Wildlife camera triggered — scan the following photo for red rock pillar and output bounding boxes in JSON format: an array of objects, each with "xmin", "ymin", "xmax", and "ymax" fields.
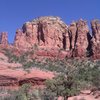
[
  {"xmin": 91, "ymin": 19, "xmax": 100, "ymax": 59},
  {"xmin": 0, "ymin": 32, "xmax": 8, "ymax": 46}
]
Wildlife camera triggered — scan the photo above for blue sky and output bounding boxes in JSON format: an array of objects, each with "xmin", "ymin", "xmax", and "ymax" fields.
[{"xmin": 0, "ymin": 0, "xmax": 100, "ymax": 43}]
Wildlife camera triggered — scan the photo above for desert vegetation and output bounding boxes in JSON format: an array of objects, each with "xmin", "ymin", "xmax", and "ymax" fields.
[
  {"xmin": 0, "ymin": 53, "xmax": 100, "ymax": 100},
  {"xmin": 1, "ymin": 48, "xmax": 100, "ymax": 99},
  {"xmin": 0, "ymin": 62, "xmax": 100, "ymax": 100}
]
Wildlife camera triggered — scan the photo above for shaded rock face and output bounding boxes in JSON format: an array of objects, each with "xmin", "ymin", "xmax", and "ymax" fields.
[
  {"xmin": 91, "ymin": 20, "xmax": 100, "ymax": 59},
  {"xmin": 68, "ymin": 19, "xmax": 89, "ymax": 57},
  {"xmin": 0, "ymin": 32, "xmax": 8, "ymax": 46},
  {"xmin": 68, "ymin": 22, "xmax": 77, "ymax": 50},
  {"xmin": 14, "ymin": 16, "xmax": 69, "ymax": 49},
  {"xmin": 75, "ymin": 20, "xmax": 89, "ymax": 57}
]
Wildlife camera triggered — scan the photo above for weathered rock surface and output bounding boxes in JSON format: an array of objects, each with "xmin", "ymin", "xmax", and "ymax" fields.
[
  {"xmin": 13, "ymin": 16, "xmax": 92, "ymax": 58},
  {"xmin": 0, "ymin": 16, "xmax": 100, "ymax": 59},
  {"xmin": 0, "ymin": 52, "xmax": 54, "ymax": 87},
  {"xmin": 91, "ymin": 19, "xmax": 100, "ymax": 59},
  {"xmin": 0, "ymin": 32, "xmax": 8, "ymax": 46},
  {"xmin": 0, "ymin": 59, "xmax": 54, "ymax": 87},
  {"xmin": 0, "ymin": 68, "xmax": 54, "ymax": 87},
  {"xmin": 14, "ymin": 29, "xmax": 28, "ymax": 49},
  {"xmin": 14, "ymin": 16, "xmax": 69, "ymax": 50},
  {"xmin": 68, "ymin": 22, "xmax": 77, "ymax": 50},
  {"xmin": 68, "ymin": 19, "xmax": 89, "ymax": 57},
  {"xmin": 73, "ymin": 19, "xmax": 89, "ymax": 57}
]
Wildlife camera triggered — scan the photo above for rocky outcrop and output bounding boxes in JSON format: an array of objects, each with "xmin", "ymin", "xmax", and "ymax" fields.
[
  {"xmin": 91, "ymin": 19, "xmax": 100, "ymax": 59},
  {"xmin": 14, "ymin": 29, "xmax": 28, "ymax": 49},
  {"xmin": 68, "ymin": 19, "xmax": 89, "ymax": 57},
  {"xmin": 14, "ymin": 17, "xmax": 91, "ymax": 58},
  {"xmin": 14, "ymin": 16, "xmax": 69, "ymax": 50},
  {"xmin": 0, "ymin": 32, "xmax": 8, "ymax": 46},
  {"xmin": 74, "ymin": 19, "xmax": 89, "ymax": 57},
  {"xmin": 0, "ymin": 57, "xmax": 54, "ymax": 87},
  {"xmin": 0, "ymin": 75, "xmax": 47, "ymax": 86},
  {"xmin": 68, "ymin": 22, "xmax": 77, "ymax": 50},
  {"xmin": 0, "ymin": 16, "xmax": 100, "ymax": 59},
  {"xmin": 13, "ymin": 17, "xmax": 100, "ymax": 59}
]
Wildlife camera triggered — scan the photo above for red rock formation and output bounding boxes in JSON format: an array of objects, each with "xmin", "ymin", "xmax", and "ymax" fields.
[
  {"xmin": 0, "ymin": 16, "xmax": 100, "ymax": 59},
  {"xmin": 70, "ymin": 19, "xmax": 89, "ymax": 57},
  {"xmin": 14, "ymin": 29, "xmax": 27, "ymax": 49},
  {"xmin": 91, "ymin": 19, "xmax": 100, "ymax": 59},
  {"xmin": 14, "ymin": 16, "xmax": 69, "ymax": 50},
  {"xmin": 68, "ymin": 22, "xmax": 77, "ymax": 50},
  {"xmin": 22, "ymin": 22, "xmax": 38, "ymax": 46},
  {"xmin": 0, "ymin": 32, "xmax": 8, "ymax": 46},
  {"xmin": 13, "ymin": 17, "xmax": 100, "ymax": 59},
  {"xmin": 0, "ymin": 55, "xmax": 54, "ymax": 87}
]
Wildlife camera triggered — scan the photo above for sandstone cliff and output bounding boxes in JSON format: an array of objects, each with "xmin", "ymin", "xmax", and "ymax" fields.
[
  {"xmin": 91, "ymin": 19, "xmax": 100, "ymax": 59},
  {"xmin": 68, "ymin": 19, "xmax": 89, "ymax": 57},
  {"xmin": 14, "ymin": 16, "xmax": 69, "ymax": 50},
  {"xmin": 0, "ymin": 32, "xmax": 8, "ymax": 46},
  {"xmin": 0, "ymin": 16, "xmax": 100, "ymax": 59}
]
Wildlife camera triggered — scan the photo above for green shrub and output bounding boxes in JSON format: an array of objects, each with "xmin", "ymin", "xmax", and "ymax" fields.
[
  {"xmin": 3, "ymin": 48, "xmax": 30, "ymax": 64},
  {"xmin": 45, "ymin": 74, "xmax": 80, "ymax": 100}
]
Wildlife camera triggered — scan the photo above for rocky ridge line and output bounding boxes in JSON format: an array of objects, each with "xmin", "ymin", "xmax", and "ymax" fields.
[{"xmin": 0, "ymin": 16, "xmax": 100, "ymax": 59}]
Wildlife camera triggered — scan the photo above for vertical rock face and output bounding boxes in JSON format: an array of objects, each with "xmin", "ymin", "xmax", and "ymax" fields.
[
  {"xmin": 0, "ymin": 32, "xmax": 8, "ymax": 46},
  {"xmin": 14, "ymin": 16, "xmax": 69, "ymax": 50},
  {"xmin": 14, "ymin": 17, "xmax": 92, "ymax": 58},
  {"xmin": 75, "ymin": 19, "xmax": 89, "ymax": 57},
  {"xmin": 1, "ymin": 16, "xmax": 99, "ymax": 59},
  {"xmin": 22, "ymin": 22, "xmax": 38, "ymax": 45},
  {"xmin": 14, "ymin": 29, "xmax": 27, "ymax": 48},
  {"xmin": 68, "ymin": 19, "xmax": 89, "ymax": 57},
  {"xmin": 68, "ymin": 22, "xmax": 77, "ymax": 49},
  {"xmin": 91, "ymin": 19, "xmax": 100, "ymax": 58}
]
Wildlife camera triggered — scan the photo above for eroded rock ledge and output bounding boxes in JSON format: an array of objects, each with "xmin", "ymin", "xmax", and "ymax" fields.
[{"xmin": 0, "ymin": 16, "xmax": 100, "ymax": 59}]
